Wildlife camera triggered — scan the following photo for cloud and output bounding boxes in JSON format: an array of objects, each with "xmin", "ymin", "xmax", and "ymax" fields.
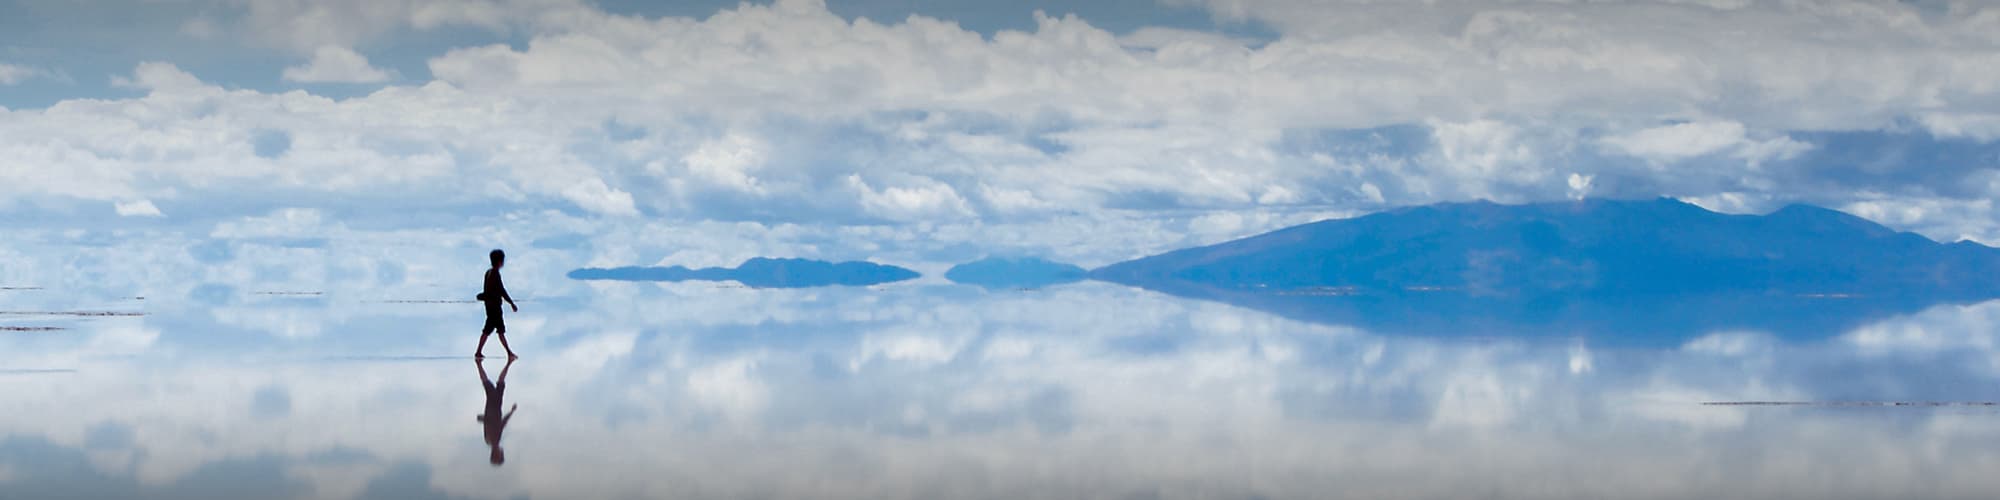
[
  {"xmin": 1600, "ymin": 122, "xmax": 1754, "ymax": 161},
  {"xmin": 110, "ymin": 62, "xmax": 207, "ymax": 91},
  {"xmin": 0, "ymin": 63, "xmax": 49, "ymax": 85},
  {"xmin": 211, "ymin": 208, "xmax": 332, "ymax": 239},
  {"xmin": 1159, "ymin": 0, "xmax": 2000, "ymax": 131},
  {"xmin": 1566, "ymin": 173, "xmax": 1594, "ymax": 200},
  {"xmin": 0, "ymin": 0, "xmax": 1998, "ymax": 250},
  {"xmin": 1598, "ymin": 121, "xmax": 1810, "ymax": 164},
  {"xmin": 1920, "ymin": 112, "xmax": 2000, "ymax": 142},
  {"xmin": 687, "ymin": 356, "xmax": 770, "ymax": 420},
  {"xmin": 114, "ymin": 200, "xmax": 165, "ymax": 217},
  {"xmin": 5, "ymin": 62, "xmax": 606, "ymax": 214},
  {"xmin": 280, "ymin": 46, "xmax": 395, "ymax": 83},
  {"xmin": 1840, "ymin": 196, "xmax": 2000, "ymax": 243},
  {"xmin": 846, "ymin": 174, "xmax": 975, "ymax": 222},
  {"xmin": 201, "ymin": 0, "xmax": 592, "ymax": 52},
  {"xmin": 561, "ymin": 178, "xmax": 639, "ymax": 216},
  {"xmin": 679, "ymin": 134, "xmax": 768, "ymax": 195}
]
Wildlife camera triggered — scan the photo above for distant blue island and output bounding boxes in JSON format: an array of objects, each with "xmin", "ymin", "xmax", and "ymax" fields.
[
  {"xmin": 569, "ymin": 257, "xmax": 919, "ymax": 288},
  {"xmin": 945, "ymin": 257, "xmax": 1087, "ymax": 290}
]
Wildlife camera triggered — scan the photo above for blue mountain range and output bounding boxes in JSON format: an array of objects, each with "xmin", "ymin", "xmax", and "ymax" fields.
[
  {"xmin": 568, "ymin": 257, "xmax": 919, "ymax": 288},
  {"xmin": 1087, "ymin": 198, "xmax": 2000, "ymax": 343},
  {"xmin": 1093, "ymin": 198, "xmax": 2000, "ymax": 297}
]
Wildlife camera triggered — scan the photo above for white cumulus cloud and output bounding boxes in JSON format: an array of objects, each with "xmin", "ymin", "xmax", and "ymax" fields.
[
  {"xmin": 113, "ymin": 200, "xmax": 164, "ymax": 217},
  {"xmin": 1598, "ymin": 121, "xmax": 1810, "ymax": 165},
  {"xmin": 680, "ymin": 134, "xmax": 768, "ymax": 194},
  {"xmin": 847, "ymin": 174, "xmax": 975, "ymax": 222},
  {"xmin": 281, "ymin": 46, "xmax": 394, "ymax": 83},
  {"xmin": 0, "ymin": 63, "xmax": 48, "ymax": 85},
  {"xmin": 561, "ymin": 178, "xmax": 639, "ymax": 217}
]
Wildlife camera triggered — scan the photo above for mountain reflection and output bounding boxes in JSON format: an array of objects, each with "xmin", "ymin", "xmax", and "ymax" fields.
[{"xmin": 1120, "ymin": 280, "xmax": 1974, "ymax": 346}]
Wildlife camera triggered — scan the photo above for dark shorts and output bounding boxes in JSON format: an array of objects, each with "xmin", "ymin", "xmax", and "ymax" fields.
[{"xmin": 482, "ymin": 314, "xmax": 506, "ymax": 334}]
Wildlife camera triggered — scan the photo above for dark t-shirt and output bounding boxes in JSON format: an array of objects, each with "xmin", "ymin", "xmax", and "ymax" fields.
[{"xmin": 483, "ymin": 269, "xmax": 506, "ymax": 317}]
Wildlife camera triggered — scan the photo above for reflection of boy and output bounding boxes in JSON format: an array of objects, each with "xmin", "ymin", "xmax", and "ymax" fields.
[
  {"xmin": 476, "ymin": 249, "xmax": 519, "ymax": 359},
  {"xmin": 476, "ymin": 359, "xmax": 517, "ymax": 466}
]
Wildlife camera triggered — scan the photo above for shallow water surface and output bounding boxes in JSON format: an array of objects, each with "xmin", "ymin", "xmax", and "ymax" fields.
[{"xmin": 3, "ymin": 282, "xmax": 1998, "ymax": 499}]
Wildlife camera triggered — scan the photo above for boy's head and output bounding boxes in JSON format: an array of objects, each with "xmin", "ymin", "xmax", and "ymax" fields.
[
  {"xmin": 490, "ymin": 446, "xmax": 505, "ymax": 466},
  {"xmin": 489, "ymin": 249, "xmax": 505, "ymax": 269}
]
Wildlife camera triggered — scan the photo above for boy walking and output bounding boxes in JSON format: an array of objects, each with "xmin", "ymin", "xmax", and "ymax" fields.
[{"xmin": 477, "ymin": 249, "xmax": 519, "ymax": 359}]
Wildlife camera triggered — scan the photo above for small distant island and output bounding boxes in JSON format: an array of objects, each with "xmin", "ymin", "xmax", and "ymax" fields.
[
  {"xmin": 569, "ymin": 257, "xmax": 919, "ymax": 288},
  {"xmin": 945, "ymin": 257, "xmax": 1087, "ymax": 290}
]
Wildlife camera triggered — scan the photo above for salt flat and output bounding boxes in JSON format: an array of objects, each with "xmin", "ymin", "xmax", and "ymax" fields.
[{"xmin": 3, "ymin": 282, "xmax": 1999, "ymax": 499}]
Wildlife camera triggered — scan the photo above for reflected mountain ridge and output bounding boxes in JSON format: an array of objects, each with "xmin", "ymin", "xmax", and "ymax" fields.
[
  {"xmin": 569, "ymin": 257, "xmax": 919, "ymax": 288},
  {"xmin": 944, "ymin": 257, "xmax": 1088, "ymax": 290},
  {"xmin": 1118, "ymin": 279, "xmax": 1973, "ymax": 346}
]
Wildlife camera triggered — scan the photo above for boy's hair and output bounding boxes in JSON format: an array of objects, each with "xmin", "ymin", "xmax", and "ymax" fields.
[{"xmin": 489, "ymin": 249, "xmax": 505, "ymax": 266}]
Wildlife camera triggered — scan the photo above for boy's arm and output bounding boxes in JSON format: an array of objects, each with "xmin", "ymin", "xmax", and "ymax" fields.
[{"xmin": 499, "ymin": 275, "xmax": 519, "ymax": 311}]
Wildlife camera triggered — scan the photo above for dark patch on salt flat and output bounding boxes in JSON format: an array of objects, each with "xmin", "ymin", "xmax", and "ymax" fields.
[
  {"xmin": 0, "ymin": 311, "xmax": 146, "ymax": 317},
  {"xmin": 318, "ymin": 355, "xmax": 466, "ymax": 362},
  {"xmin": 0, "ymin": 368, "xmax": 76, "ymax": 374},
  {"xmin": 0, "ymin": 326, "xmax": 68, "ymax": 332}
]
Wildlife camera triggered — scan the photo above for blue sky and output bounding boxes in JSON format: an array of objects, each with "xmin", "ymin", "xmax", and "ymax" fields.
[{"xmin": 3, "ymin": 0, "xmax": 2000, "ymax": 284}]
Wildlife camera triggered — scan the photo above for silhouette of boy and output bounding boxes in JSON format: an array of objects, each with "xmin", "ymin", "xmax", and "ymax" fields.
[
  {"xmin": 476, "ymin": 358, "xmax": 517, "ymax": 466},
  {"xmin": 476, "ymin": 249, "xmax": 519, "ymax": 360}
]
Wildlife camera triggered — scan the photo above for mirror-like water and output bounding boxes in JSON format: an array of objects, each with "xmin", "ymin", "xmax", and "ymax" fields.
[{"xmin": 4, "ymin": 282, "xmax": 1998, "ymax": 499}]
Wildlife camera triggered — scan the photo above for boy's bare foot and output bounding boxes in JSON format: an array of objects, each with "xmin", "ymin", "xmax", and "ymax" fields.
[
  {"xmin": 507, "ymin": 353, "xmax": 519, "ymax": 360},
  {"xmin": 475, "ymin": 353, "xmax": 485, "ymax": 360}
]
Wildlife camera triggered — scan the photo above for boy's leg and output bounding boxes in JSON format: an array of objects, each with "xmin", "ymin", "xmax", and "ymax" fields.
[
  {"xmin": 476, "ymin": 326, "xmax": 493, "ymax": 358},
  {"xmin": 496, "ymin": 326, "xmax": 517, "ymax": 358}
]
